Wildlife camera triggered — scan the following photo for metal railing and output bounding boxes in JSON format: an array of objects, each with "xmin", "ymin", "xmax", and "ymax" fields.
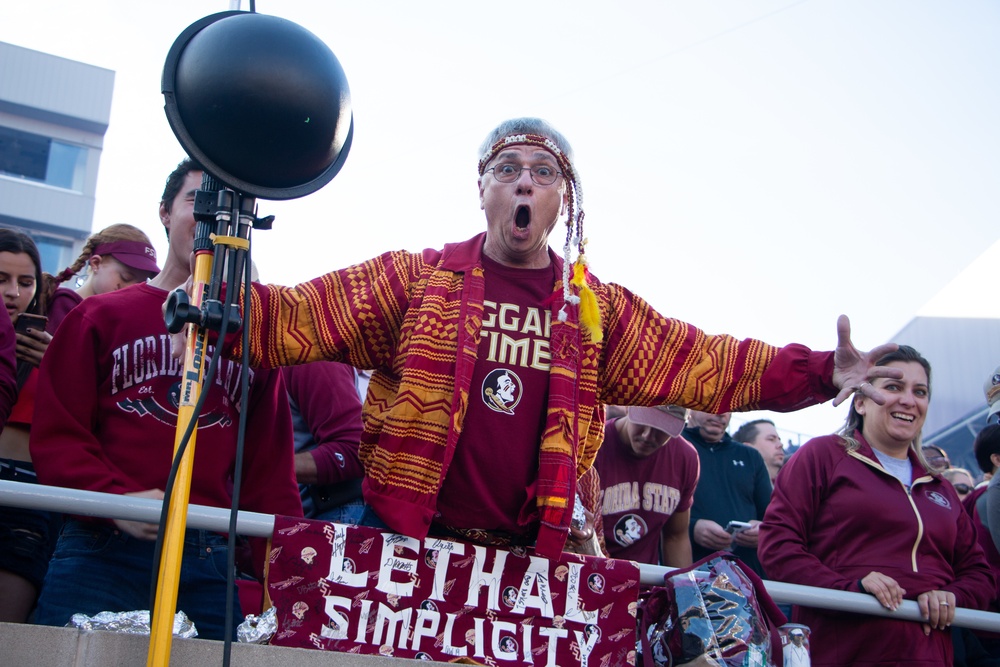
[{"xmin": 3, "ymin": 480, "xmax": 999, "ymax": 634}]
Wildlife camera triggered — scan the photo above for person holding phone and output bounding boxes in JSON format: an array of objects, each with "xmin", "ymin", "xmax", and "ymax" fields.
[
  {"xmin": 0, "ymin": 234, "xmax": 52, "ymax": 375},
  {"xmin": 0, "ymin": 228, "xmax": 55, "ymax": 622},
  {"xmin": 685, "ymin": 410, "xmax": 773, "ymax": 576}
]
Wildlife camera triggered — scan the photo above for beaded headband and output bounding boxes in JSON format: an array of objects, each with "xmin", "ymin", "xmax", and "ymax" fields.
[{"xmin": 478, "ymin": 134, "xmax": 601, "ymax": 341}]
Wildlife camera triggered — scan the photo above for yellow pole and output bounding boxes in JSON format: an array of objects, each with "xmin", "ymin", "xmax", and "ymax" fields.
[{"xmin": 147, "ymin": 247, "xmax": 215, "ymax": 667}]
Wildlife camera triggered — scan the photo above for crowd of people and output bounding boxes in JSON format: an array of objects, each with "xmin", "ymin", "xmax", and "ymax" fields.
[{"xmin": 1, "ymin": 117, "xmax": 998, "ymax": 666}]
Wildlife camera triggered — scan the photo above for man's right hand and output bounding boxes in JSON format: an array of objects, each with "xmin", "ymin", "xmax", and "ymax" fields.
[
  {"xmin": 112, "ymin": 489, "xmax": 165, "ymax": 541},
  {"xmin": 693, "ymin": 519, "xmax": 732, "ymax": 551}
]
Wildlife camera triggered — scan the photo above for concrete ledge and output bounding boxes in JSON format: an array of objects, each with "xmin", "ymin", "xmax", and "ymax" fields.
[
  {"xmin": 0, "ymin": 622, "xmax": 447, "ymax": 666},
  {"xmin": 0, "ymin": 623, "xmax": 79, "ymax": 667}
]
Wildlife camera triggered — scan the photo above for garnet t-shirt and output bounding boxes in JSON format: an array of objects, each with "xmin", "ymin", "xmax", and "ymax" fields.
[
  {"xmin": 435, "ymin": 255, "xmax": 556, "ymax": 534},
  {"xmin": 595, "ymin": 419, "xmax": 700, "ymax": 564}
]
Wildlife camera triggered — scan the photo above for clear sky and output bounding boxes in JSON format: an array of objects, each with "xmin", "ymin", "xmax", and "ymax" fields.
[{"xmin": 2, "ymin": 0, "xmax": 998, "ymax": 440}]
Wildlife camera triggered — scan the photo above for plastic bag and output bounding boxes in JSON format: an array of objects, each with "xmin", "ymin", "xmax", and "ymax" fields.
[{"xmin": 637, "ymin": 552, "xmax": 786, "ymax": 667}]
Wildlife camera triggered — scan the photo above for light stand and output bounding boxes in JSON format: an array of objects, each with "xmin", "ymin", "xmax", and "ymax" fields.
[
  {"xmin": 151, "ymin": 9, "xmax": 352, "ymax": 666},
  {"xmin": 149, "ymin": 176, "xmax": 253, "ymax": 666}
]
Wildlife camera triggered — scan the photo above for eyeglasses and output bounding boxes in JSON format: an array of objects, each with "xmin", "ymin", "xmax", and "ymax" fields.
[
  {"xmin": 485, "ymin": 162, "xmax": 562, "ymax": 186},
  {"xmin": 953, "ymin": 483, "xmax": 972, "ymax": 495}
]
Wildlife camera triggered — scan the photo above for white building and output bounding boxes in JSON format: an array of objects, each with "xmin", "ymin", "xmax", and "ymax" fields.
[{"xmin": 0, "ymin": 41, "xmax": 113, "ymax": 272}]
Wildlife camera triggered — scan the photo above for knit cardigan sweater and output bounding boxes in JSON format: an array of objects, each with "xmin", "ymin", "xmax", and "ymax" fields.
[{"xmin": 238, "ymin": 233, "xmax": 836, "ymax": 558}]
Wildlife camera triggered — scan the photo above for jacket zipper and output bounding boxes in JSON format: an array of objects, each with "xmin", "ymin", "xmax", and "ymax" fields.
[{"xmin": 848, "ymin": 451, "xmax": 933, "ymax": 572}]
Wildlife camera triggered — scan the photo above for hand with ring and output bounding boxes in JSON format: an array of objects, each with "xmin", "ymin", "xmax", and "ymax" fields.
[{"xmin": 917, "ymin": 589, "xmax": 956, "ymax": 634}]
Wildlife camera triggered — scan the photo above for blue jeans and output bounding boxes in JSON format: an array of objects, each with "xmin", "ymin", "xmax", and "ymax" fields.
[
  {"xmin": 356, "ymin": 504, "xmax": 390, "ymax": 530},
  {"xmin": 314, "ymin": 499, "xmax": 365, "ymax": 526},
  {"xmin": 0, "ymin": 459, "xmax": 56, "ymax": 590},
  {"xmin": 34, "ymin": 519, "xmax": 242, "ymax": 641}
]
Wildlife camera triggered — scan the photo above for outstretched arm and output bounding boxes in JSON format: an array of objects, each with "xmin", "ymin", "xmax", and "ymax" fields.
[{"xmin": 597, "ymin": 285, "xmax": 897, "ymax": 416}]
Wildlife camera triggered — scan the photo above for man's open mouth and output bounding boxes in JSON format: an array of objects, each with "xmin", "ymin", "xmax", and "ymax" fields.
[{"xmin": 515, "ymin": 205, "xmax": 530, "ymax": 229}]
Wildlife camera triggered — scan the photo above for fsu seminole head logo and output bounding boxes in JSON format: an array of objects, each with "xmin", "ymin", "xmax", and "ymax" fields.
[
  {"xmin": 613, "ymin": 514, "xmax": 647, "ymax": 547},
  {"xmin": 482, "ymin": 369, "xmax": 522, "ymax": 415},
  {"xmin": 925, "ymin": 490, "xmax": 951, "ymax": 509}
]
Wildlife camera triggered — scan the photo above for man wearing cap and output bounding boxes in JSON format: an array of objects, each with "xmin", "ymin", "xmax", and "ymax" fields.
[
  {"xmin": 29, "ymin": 159, "xmax": 302, "ymax": 639},
  {"xmin": 595, "ymin": 405, "xmax": 698, "ymax": 566},
  {"xmin": 784, "ymin": 627, "xmax": 810, "ymax": 667},
  {"xmin": 217, "ymin": 117, "xmax": 900, "ymax": 559}
]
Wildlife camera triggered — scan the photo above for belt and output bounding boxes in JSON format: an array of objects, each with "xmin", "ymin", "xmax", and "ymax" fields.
[{"xmin": 431, "ymin": 523, "xmax": 538, "ymax": 549}]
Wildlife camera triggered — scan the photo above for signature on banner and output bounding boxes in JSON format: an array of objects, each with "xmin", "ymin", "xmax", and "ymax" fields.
[{"xmin": 268, "ymin": 516, "xmax": 640, "ymax": 666}]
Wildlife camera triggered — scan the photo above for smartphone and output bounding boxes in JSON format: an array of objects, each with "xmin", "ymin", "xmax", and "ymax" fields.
[
  {"xmin": 725, "ymin": 521, "xmax": 752, "ymax": 535},
  {"xmin": 14, "ymin": 313, "xmax": 47, "ymax": 334}
]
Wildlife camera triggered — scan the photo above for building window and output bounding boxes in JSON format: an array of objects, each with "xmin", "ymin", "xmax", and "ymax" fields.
[
  {"xmin": 0, "ymin": 125, "xmax": 87, "ymax": 192},
  {"xmin": 31, "ymin": 234, "xmax": 75, "ymax": 276}
]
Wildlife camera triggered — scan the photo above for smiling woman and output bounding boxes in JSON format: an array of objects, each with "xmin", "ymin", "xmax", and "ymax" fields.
[
  {"xmin": 843, "ymin": 348, "xmax": 932, "ymax": 464},
  {"xmin": 759, "ymin": 345, "xmax": 995, "ymax": 667}
]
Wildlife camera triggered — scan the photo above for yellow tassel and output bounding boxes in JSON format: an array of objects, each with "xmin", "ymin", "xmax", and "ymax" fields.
[
  {"xmin": 570, "ymin": 260, "xmax": 586, "ymax": 288},
  {"xmin": 570, "ymin": 259, "xmax": 603, "ymax": 343}
]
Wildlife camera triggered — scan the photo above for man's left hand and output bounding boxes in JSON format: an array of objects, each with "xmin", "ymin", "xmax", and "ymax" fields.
[
  {"xmin": 831, "ymin": 314, "xmax": 902, "ymax": 407},
  {"xmin": 565, "ymin": 506, "xmax": 601, "ymax": 557}
]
